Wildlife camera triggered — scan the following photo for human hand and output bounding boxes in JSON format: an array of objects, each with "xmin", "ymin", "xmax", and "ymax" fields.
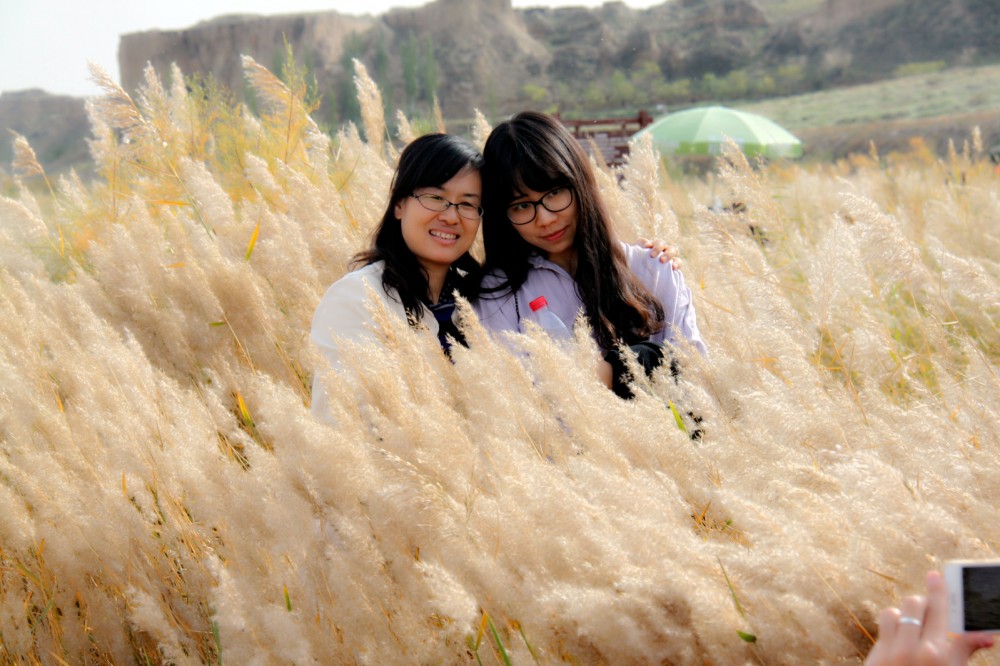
[
  {"xmin": 639, "ymin": 238, "xmax": 681, "ymax": 270},
  {"xmin": 864, "ymin": 571, "xmax": 994, "ymax": 666},
  {"xmin": 596, "ymin": 358, "xmax": 614, "ymax": 389}
]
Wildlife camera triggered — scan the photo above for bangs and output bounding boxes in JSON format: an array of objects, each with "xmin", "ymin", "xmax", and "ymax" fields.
[
  {"xmin": 392, "ymin": 134, "xmax": 483, "ymax": 199},
  {"xmin": 423, "ymin": 155, "xmax": 474, "ymax": 189},
  {"xmin": 505, "ymin": 141, "xmax": 573, "ymax": 199},
  {"xmin": 403, "ymin": 153, "xmax": 471, "ymax": 193},
  {"xmin": 482, "ymin": 112, "xmax": 579, "ymax": 210},
  {"xmin": 511, "ymin": 158, "xmax": 567, "ymax": 197}
]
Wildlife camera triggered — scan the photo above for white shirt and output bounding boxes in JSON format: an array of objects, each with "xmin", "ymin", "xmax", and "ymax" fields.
[{"xmin": 310, "ymin": 261, "xmax": 428, "ymax": 420}]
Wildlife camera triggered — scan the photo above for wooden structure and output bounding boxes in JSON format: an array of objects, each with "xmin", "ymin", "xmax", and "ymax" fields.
[{"xmin": 556, "ymin": 110, "xmax": 654, "ymax": 167}]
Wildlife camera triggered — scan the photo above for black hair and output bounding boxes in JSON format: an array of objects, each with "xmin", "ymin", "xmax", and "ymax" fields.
[
  {"xmin": 353, "ymin": 133, "xmax": 484, "ymax": 321},
  {"xmin": 480, "ymin": 111, "xmax": 663, "ymax": 349}
]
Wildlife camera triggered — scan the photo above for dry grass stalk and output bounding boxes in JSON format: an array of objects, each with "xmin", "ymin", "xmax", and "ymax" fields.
[
  {"xmin": 617, "ymin": 131, "xmax": 680, "ymax": 242},
  {"xmin": 86, "ymin": 61, "xmax": 151, "ymax": 142},
  {"xmin": 433, "ymin": 96, "xmax": 445, "ymax": 133},
  {"xmin": 353, "ymin": 58, "xmax": 386, "ymax": 158},
  {"xmin": 395, "ymin": 110, "xmax": 416, "ymax": 145},
  {"xmin": 11, "ymin": 133, "xmax": 45, "ymax": 179},
  {"xmin": 471, "ymin": 109, "xmax": 492, "ymax": 151}
]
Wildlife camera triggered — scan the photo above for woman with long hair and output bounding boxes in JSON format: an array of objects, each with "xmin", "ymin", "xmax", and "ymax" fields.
[
  {"xmin": 310, "ymin": 133, "xmax": 484, "ymax": 417},
  {"xmin": 476, "ymin": 110, "xmax": 706, "ymax": 397}
]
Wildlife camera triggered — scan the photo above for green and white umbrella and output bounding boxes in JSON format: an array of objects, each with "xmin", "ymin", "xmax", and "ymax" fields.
[{"xmin": 633, "ymin": 105, "xmax": 803, "ymax": 159}]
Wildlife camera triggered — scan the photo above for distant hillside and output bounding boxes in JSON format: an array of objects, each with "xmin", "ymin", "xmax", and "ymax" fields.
[
  {"xmin": 737, "ymin": 63, "xmax": 1000, "ymax": 159},
  {"xmin": 114, "ymin": 0, "xmax": 1000, "ymax": 124},
  {"xmin": 768, "ymin": 0, "xmax": 1000, "ymax": 85},
  {"xmin": 3, "ymin": 0, "xmax": 999, "ymax": 177},
  {"xmin": 0, "ymin": 90, "xmax": 91, "ymax": 179}
]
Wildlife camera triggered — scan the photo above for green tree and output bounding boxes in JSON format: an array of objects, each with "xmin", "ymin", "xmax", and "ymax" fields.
[
  {"xmin": 401, "ymin": 34, "xmax": 420, "ymax": 109},
  {"xmin": 661, "ymin": 77, "xmax": 692, "ymax": 104},
  {"xmin": 627, "ymin": 62, "xmax": 664, "ymax": 107},
  {"xmin": 422, "ymin": 35, "xmax": 438, "ymax": 101},
  {"xmin": 631, "ymin": 61, "xmax": 665, "ymax": 89},
  {"xmin": 721, "ymin": 68, "xmax": 749, "ymax": 99},
  {"xmin": 552, "ymin": 81, "xmax": 574, "ymax": 110},
  {"xmin": 523, "ymin": 82, "xmax": 549, "ymax": 103},
  {"xmin": 699, "ymin": 72, "xmax": 721, "ymax": 98},
  {"xmin": 776, "ymin": 63, "xmax": 805, "ymax": 89},
  {"xmin": 609, "ymin": 70, "xmax": 637, "ymax": 107},
  {"xmin": 753, "ymin": 73, "xmax": 776, "ymax": 97},
  {"xmin": 582, "ymin": 81, "xmax": 604, "ymax": 110},
  {"xmin": 374, "ymin": 33, "xmax": 392, "ymax": 114},
  {"xmin": 338, "ymin": 32, "xmax": 363, "ymax": 125}
]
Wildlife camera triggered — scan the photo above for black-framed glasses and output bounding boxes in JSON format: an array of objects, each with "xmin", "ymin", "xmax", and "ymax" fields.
[
  {"xmin": 506, "ymin": 187, "xmax": 574, "ymax": 225},
  {"xmin": 411, "ymin": 193, "xmax": 483, "ymax": 220}
]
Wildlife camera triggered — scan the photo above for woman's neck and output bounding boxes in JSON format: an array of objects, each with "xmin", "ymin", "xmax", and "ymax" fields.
[
  {"xmin": 547, "ymin": 249, "xmax": 577, "ymax": 276},
  {"xmin": 425, "ymin": 265, "xmax": 449, "ymax": 304}
]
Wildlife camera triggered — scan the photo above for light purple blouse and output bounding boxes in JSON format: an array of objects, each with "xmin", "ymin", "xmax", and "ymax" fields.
[{"xmin": 474, "ymin": 243, "xmax": 707, "ymax": 355}]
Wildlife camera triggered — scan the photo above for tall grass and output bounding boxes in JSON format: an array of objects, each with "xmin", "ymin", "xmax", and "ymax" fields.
[{"xmin": 1, "ymin": 57, "xmax": 998, "ymax": 664}]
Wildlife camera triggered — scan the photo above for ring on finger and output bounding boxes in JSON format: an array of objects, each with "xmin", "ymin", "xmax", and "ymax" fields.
[{"xmin": 898, "ymin": 616, "xmax": 922, "ymax": 627}]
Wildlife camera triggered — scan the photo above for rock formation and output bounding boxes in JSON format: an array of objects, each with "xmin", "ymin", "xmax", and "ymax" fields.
[
  {"xmin": 4, "ymin": 0, "xmax": 994, "ymax": 177},
  {"xmin": 118, "ymin": 11, "xmax": 375, "ymax": 100},
  {"xmin": 0, "ymin": 90, "xmax": 91, "ymax": 177},
  {"xmin": 117, "ymin": 0, "xmax": 771, "ymax": 119}
]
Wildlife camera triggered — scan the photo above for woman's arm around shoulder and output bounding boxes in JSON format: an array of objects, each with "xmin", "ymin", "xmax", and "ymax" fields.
[{"xmin": 622, "ymin": 242, "xmax": 707, "ymax": 355}]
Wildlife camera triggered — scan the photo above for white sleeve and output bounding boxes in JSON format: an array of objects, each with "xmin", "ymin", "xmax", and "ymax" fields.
[
  {"xmin": 309, "ymin": 271, "xmax": 391, "ymax": 421},
  {"xmin": 626, "ymin": 243, "xmax": 708, "ymax": 355}
]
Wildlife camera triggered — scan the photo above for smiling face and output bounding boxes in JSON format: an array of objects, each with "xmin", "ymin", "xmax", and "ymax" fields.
[
  {"xmin": 508, "ymin": 185, "xmax": 578, "ymax": 272},
  {"xmin": 394, "ymin": 165, "xmax": 482, "ymax": 278}
]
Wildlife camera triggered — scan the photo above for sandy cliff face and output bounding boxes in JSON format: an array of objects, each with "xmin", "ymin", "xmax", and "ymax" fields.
[
  {"xmin": 8, "ymin": 0, "xmax": 989, "ymax": 178},
  {"xmin": 0, "ymin": 90, "xmax": 91, "ymax": 176},
  {"xmin": 119, "ymin": 11, "xmax": 374, "ymax": 97},
  {"xmin": 119, "ymin": 0, "xmax": 546, "ymax": 119}
]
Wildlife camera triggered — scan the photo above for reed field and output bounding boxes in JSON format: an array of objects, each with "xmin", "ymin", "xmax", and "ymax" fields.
[{"xmin": 1, "ymin": 57, "xmax": 998, "ymax": 665}]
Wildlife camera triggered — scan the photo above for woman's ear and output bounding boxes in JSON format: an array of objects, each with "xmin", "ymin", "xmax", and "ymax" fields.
[{"xmin": 393, "ymin": 199, "xmax": 404, "ymax": 220}]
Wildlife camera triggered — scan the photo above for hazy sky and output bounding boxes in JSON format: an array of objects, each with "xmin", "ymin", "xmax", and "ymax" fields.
[{"xmin": 1, "ymin": 0, "xmax": 664, "ymax": 97}]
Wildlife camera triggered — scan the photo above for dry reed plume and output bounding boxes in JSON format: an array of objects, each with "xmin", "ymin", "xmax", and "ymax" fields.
[{"xmin": 1, "ymin": 59, "xmax": 998, "ymax": 665}]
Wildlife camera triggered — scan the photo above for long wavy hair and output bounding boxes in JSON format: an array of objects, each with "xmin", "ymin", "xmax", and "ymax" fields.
[
  {"xmin": 353, "ymin": 133, "xmax": 484, "ymax": 321},
  {"xmin": 480, "ymin": 111, "xmax": 663, "ymax": 348}
]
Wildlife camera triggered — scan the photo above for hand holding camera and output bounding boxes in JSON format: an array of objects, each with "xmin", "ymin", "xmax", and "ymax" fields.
[{"xmin": 865, "ymin": 567, "xmax": 996, "ymax": 666}]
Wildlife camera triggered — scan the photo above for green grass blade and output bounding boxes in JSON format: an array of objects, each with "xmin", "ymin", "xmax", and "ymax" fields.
[
  {"xmin": 486, "ymin": 614, "xmax": 512, "ymax": 666},
  {"xmin": 466, "ymin": 635, "xmax": 485, "ymax": 666},
  {"xmin": 212, "ymin": 620, "xmax": 223, "ymax": 666},
  {"xmin": 245, "ymin": 221, "xmax": 261, "ymax": 261},
  {"xmin": 668, "ymin": 400, "xmax": 688, "ymax": 433},
  {"xmin": 717, "ymin": 557, "xmax": 746, "ymax": 618},
  {"xmin": 516, "ymin": 622, "xmax": 540, "ymax": 664}
]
